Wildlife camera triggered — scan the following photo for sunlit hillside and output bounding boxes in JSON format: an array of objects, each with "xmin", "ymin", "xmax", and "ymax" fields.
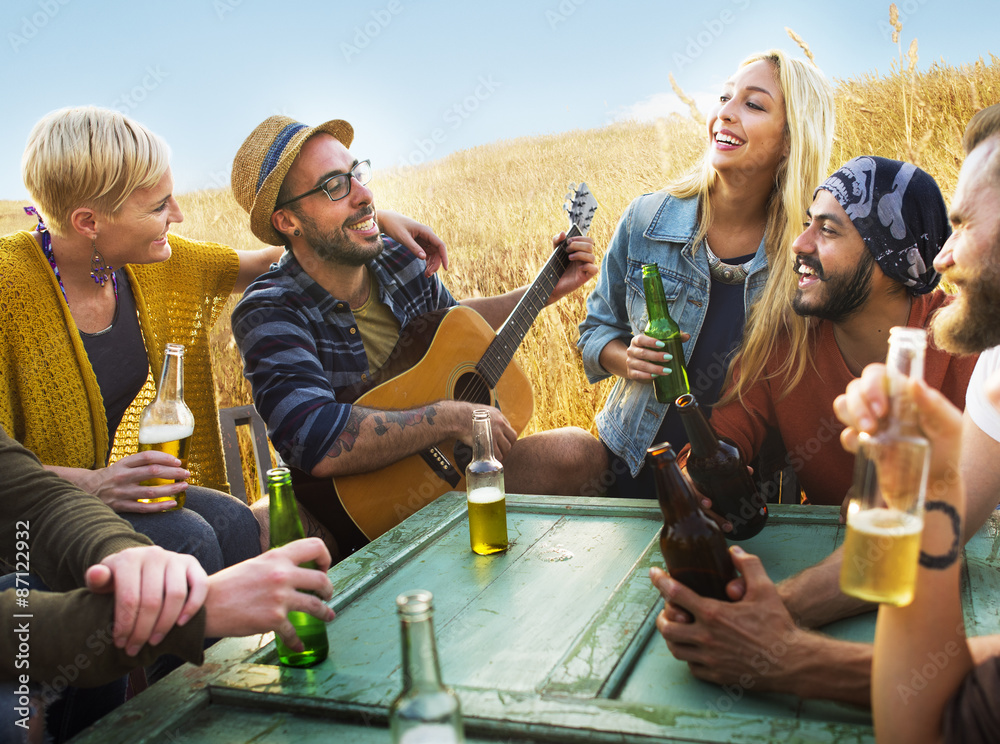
[{"xmin": 2, "ymin": 29, "xmax": 997, "ymax": 498}]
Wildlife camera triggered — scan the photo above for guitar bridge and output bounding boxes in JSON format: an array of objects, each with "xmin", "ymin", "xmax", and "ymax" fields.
[{"xmin": 419, "ymin": 447, "xmax": 461, "ymax": 488}]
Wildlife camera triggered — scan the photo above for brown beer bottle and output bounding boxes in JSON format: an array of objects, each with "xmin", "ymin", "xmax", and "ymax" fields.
[
  {"xmin": 648, "ymin": 441, "xmax": 736, "ymax": 601},
  {"xmin": 675, "ymin": 393, "xmax": 768, "ymax": 541}
]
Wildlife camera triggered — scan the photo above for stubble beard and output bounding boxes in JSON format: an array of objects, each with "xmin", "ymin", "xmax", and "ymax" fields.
[
  {"xmin": 791, "ymin": 250, "xmax": 876, "ymax": 323},
  {"xmin": 297, "ymin": 208, "xmax": 384, "ymax": 267}
]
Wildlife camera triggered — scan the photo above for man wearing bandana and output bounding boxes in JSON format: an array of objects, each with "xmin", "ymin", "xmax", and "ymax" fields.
[
  {"xmin": 649, "ymin": 155, "xmax": 980, "ymax": 707},
  {"xmin": 698, "ymin": 155, "xmax": 973, "ymax": 510}
]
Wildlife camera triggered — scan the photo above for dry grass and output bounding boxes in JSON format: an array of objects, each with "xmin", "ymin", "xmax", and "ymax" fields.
[{"xmin": 2, "ymin": 17, "xmax": 996, "ymax": 495}]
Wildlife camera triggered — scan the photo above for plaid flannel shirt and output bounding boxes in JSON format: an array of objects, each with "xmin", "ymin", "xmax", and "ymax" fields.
[{"xmin": 231, "ymin": 239, "xmax": 457, "ymax": 472}]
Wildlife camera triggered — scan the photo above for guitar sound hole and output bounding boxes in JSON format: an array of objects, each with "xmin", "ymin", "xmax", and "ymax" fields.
[{"xmin": 454, "ymin": 371, "xmax": 492, "ymax": 406}]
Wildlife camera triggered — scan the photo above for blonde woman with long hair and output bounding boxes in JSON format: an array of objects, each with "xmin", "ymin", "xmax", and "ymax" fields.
[{"xmin": 577, "ymin": 50, "xmax": 835, "ymax": 498}]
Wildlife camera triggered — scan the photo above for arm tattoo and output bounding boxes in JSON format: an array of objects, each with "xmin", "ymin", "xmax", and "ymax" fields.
[
  {"xmin": 919, "ymin": 500, "xmax": 962, "ymax": 570},
  {"xmin": 323, "ymin": 405, "xmax": 439, "ymax": 460}
]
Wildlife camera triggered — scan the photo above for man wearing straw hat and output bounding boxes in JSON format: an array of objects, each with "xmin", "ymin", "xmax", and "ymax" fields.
[{"xmin": 229, "ymin": 115, "xmax": 602, "ymax": 554}]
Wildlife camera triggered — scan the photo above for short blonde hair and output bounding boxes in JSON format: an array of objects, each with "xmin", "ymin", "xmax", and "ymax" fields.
[{"xmin": 22, "ymin": 106, "xmax": 170, "ymax": 235}]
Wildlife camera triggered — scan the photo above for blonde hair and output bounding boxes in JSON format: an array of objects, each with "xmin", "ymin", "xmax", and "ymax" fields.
[
  {"xmin": 697, "ymin": 50, "xmax": 836, "ymax": 405},
  {"xmin": 22, "ymin": 106, "xmax": 170, "ymax": 235}
]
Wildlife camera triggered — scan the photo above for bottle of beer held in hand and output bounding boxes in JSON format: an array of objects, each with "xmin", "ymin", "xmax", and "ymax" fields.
[
  {"xmin": 648, "ymin": 441, "xmax": 736, "ymax": 602},
  {"xmin": 466, "ymin": 409, "xmax": 509, "ymax": 555},
  {"xmin": 267, "ymin": 467, "xmax": 330, "ymax": 667},
  {"xmin": 676, "ymin": 393, "xmax": 768, "ymax": 540},
  {"xmin": 840, "ymin": 327, "xmax": 930, "ymax": 607},
  {"xmin": 137, "ymin": 343, "xmax": 194, "ymax": 509},
  {"xmin": 642, "ymin": 263, "xmax": 690, "ymax": 404}
]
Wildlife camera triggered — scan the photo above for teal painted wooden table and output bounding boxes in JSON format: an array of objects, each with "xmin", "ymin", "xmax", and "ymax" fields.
[{"xmin": 73, "ymin": 495, "xmax": 1000, "ymax": 743}]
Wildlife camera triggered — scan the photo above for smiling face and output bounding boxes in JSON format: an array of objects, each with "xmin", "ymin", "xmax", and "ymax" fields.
[
  {"xmin": 791, "ymin": 189, "xmax": 877, "ymax": 322},
  {"xmin": 706, "ymin": 59, "xmax": 789, "ymax": 184},
  {"xmin": 275, "ymin": 133, "xmax": 383, "ymax": 267},
  {"xmin": 930, "ymin": 138, "xmax": 1000, "ymax": 353},
  {"xmin": 97, "ymin": 168, "xmax": 183, "ymax": 265}
]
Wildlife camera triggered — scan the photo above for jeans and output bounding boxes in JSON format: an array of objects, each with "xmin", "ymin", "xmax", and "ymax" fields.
[{"xmin": 121, "ymin": 485, "xmax": 261, "ymax": 575}]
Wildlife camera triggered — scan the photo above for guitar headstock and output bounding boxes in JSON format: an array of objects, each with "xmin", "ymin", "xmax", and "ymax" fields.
[{"xmin": 564, "ymin": 183, "xmax": 598, "ymax": 236}]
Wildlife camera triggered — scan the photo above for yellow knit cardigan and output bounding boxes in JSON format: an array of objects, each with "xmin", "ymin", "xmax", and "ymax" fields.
[{"xmin": 0, "ymin": 231, "xmax": 239, "ymax": 492}]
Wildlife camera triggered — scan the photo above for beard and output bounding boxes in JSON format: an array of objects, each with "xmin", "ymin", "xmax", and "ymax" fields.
[
  {"xmin": 931, "ymin": 262, "xmax": 1000, "ymax": 354},
  {"xmin": 295, "ymin": 207, "xmax": 384, "ymax": 267},
  {"xmin": 792, "ymin": 250, "xmax": 876, "ymax": 322}
]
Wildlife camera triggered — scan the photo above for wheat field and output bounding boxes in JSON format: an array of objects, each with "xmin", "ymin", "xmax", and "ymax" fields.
[{"xmin": 1, "ymin": 23, "xmax": 997, "ymax": 498}]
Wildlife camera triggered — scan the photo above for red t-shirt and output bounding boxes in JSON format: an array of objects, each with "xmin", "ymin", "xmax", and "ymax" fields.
[{"xmin": 709, "ymin": 292, "xmax": 977, "ymax": 506}]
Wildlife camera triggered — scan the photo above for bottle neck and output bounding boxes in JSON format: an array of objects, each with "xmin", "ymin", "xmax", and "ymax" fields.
[
  {"xmin": 471, "ymin": 415, "xmax": 496, "ymax": 463},
  {"xmin": 268, "ymin": 476, "xmax": 306, "ymax": 548},
  {"xmin": 649, "ymin": 451, "xmax": 700, "ymax": 521},
  {"xmin": 676, "ymin": 399, "xmax": 718, "ymax": 458},
  {"xmin": 400, "ymin": 614, "xmax": 445, "ymax": 690},
  {"xmin": 642, "ymin": 273, "xmax": 672, "ymax": 321},
  {"xmin": 156, "ymin": 349, "xmax": 185, "ymax": 402},
  {"xmin": 884, "ymin": 336, "xmax": 926, "ymax": 431}
]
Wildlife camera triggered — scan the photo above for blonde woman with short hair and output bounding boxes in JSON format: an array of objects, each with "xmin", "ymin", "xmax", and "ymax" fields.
[{"xmin": 1, "ymin": 106, "xmax": 446, "ymax": 572}]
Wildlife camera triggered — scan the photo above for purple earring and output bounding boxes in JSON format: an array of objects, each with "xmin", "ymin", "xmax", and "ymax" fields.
[{"xmin": 90, "ymin": 239, "xmax": 113, "ymax": 286}]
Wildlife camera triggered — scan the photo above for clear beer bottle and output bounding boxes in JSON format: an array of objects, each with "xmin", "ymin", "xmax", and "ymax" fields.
[
  {"xmin": 840, "ymin": 327, "xmax": 930, "ymax": 606},
  {"xmin": 267, "ymin": 467, "xmax": 330, "ymax": 667},
  {"xmin": 465, "ymin": 409, "xmax": 508, "ymax": 555},
  {"xmin": 642, "ymin": 263, "xmax": 690, "ymax": 404},
  {"xmin": 390, "ymin": 590, "xmax": 465, "ymax": 744},
  {"xmin": 675, "ymin": 393, "xmax": 768, "ymax": 540},
  {"xmin": 648, "ymin": 441, "xmax": 736, "ymax": 602},
  {"xmin": 137, "ymin": 343, "xmax": 195, "ymax": 508}
]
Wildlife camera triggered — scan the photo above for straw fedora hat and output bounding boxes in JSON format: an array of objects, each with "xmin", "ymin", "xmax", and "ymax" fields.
[{"xmin": 232, "ymin": 115, "xmax": 354, "ymax": 245}]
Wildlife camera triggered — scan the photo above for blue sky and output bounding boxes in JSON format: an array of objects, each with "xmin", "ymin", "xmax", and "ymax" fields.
[{"xmin": 1, "ymin": 0, "xmax": 997, "ymax": 200}]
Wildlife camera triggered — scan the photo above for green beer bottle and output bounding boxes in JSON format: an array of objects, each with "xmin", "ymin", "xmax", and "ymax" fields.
[
  {"xmin": 267, "ymin": 467, "xmax": 330, "ymax": 668},
  {"xmin": 641, "ymin": 263, "xmax": 690, "ymax": 404}
]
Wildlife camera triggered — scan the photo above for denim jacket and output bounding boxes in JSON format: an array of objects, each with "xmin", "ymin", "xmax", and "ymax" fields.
[{"xmin": 578, "ymin": 192, "xmax": 769, "ymax": 476}]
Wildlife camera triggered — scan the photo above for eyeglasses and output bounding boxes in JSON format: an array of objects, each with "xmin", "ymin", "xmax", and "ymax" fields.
[{"xmin": 276, "ymin": 159, "xmax": 373, "ymax": 208}]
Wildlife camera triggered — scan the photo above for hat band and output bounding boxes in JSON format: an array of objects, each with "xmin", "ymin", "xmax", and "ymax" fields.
[{"xmin": 257, "ymin": 122, "xmax": 308, "ymax": 193}]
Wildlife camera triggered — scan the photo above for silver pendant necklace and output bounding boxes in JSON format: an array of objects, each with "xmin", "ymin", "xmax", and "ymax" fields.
[{"xmin": 704, "ymin": 239, "xmax": 750, "ymax": 285}]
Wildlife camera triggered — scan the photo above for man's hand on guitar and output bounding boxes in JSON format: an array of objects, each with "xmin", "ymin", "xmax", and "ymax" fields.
[
  {"xmin": 456, "ymin": 402, "xmax": 517, "ymax": 460},
  {"xmin": 547, "ymin": 232, "xmax": 598, "ymax": 305}
]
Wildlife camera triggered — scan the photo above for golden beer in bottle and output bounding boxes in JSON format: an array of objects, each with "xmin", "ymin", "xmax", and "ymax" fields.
[
  {"xmin": 267, "ymin": 467, "xmax": 330, "ymax": 668},
  {"xmin": 137, "ymin": 343, "xmax": 195, "ymax": 509},
  {"xmin": 466, "ymin": 409, "xmax": 508, "ymax": 555},
  {"xmin": 840, "ymin": 327, "xmax": 929, "ymax": 607}
]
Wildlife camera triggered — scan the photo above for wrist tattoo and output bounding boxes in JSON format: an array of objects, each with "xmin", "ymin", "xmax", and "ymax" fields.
[{"xmin": 919, "ymin": 500, "xmax": 962, "ymax": 570}]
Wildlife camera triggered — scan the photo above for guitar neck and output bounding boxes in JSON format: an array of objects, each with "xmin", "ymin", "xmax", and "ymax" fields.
[{"xmin": 476, "ymin": 223, "xmax": 582, "ymax": 388}]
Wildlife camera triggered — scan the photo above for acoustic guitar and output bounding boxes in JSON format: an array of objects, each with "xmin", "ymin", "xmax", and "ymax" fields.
[{"xmin": 295, "ymin": 184, "xmax": 598, "ymax": 544}]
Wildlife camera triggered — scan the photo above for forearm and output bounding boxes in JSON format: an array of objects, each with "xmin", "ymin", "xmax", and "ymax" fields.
[
  {"xmin": 778, "ymin": 633, "xmax": 873, "ymax": 706},
  {"xmin": 598, "ymin": 338, "xmax": 629, "ymax": 379},
  {"xmin": 0, "ymin": 588, "xmax": 205, "ymax": 686},
  {"xmin": 233, "ymin": 246, "xmax": 284, "ymax": 293},
  {"xmin": 310, "ymin": 401, "xmax": 471, "ymax": 478},
  {"xmin": 460, "ymin": 291, "xmax": 525, "ymax": 332},
  {"xmin": 3, "ymin": 435, "xmax": 150, "ymax": 590},
  {"xmin": 778, "ymin": 546, "xmax": 874, "ymax": 628},
  {"xmin": 872, "ymin": 495, "xmax": 973, "ymax": 742},
  {"xmin": 43, "ymin": 464, "xmax": 99, "ymax": 493}
]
